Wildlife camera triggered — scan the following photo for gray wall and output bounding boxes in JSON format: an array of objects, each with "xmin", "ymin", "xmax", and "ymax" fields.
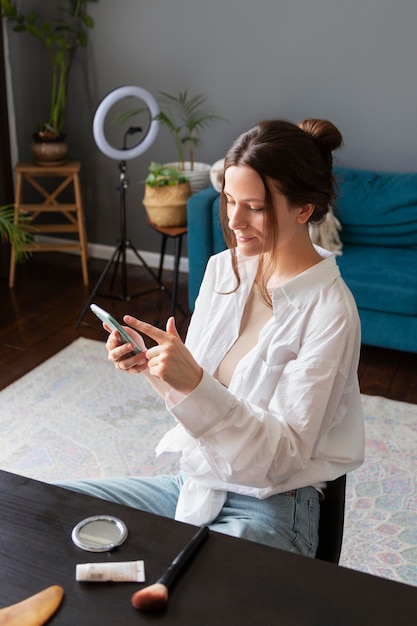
[{"xmin": 6, "ymin": 0, "xmax": 417, "ymax": 254}]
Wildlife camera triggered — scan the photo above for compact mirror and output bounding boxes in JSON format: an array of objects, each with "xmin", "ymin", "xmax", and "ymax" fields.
[{"xmin": 71, "ymin": 515, "xmax": 128, "ymax": 552}]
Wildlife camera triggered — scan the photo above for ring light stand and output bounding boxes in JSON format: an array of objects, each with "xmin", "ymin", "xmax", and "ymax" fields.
[{"xmin": 76, "ymin": 86, "xmax": 162, "ymax": 328}]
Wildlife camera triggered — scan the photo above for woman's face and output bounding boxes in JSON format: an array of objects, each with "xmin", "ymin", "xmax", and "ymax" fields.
[{"xmin": 224, "ymin": 165, "xmax": 300, "ymax": 257}]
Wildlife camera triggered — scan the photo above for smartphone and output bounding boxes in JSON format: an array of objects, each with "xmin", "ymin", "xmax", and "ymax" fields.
[{"xmin": 90, "ymin": 304, "xmax": 143, "ymax": 355}]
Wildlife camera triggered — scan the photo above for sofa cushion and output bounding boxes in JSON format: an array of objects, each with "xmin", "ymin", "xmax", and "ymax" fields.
[
  {"xmin": 334, "ymin": 167, "xmax": 417, "ymax": 247},
  {"xmin": 187, "ymin": 187, "xmax": 226, "ymax": 310},
  {"xmin": 337, "ymin": 245, "xmax": 417, "ymax": 316}
]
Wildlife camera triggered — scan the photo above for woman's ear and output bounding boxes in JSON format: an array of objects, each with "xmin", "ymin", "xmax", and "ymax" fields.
[{"xmin": 297, "ymin": 203, "xmax": 315, "ymax": 224}]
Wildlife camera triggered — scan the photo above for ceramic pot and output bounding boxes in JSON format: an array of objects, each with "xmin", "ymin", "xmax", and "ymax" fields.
[{"xmin": 31, "ymin": 134, "xmax": 68, "ymax": 166}]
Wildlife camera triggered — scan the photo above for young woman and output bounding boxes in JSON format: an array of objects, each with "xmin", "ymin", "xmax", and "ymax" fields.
[{"xmin": 61, "ymin": 119, "xmax": 364, "ymax": 557}]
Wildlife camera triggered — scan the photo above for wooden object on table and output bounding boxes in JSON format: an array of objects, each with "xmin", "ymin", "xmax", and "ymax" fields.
[
  {"xmin": 9, "ymin": 161, "xmax": 89, "ymax": 287},
  {"xmin": 0, "ymin": 585, "xmax": 64, "ymax": 626}
]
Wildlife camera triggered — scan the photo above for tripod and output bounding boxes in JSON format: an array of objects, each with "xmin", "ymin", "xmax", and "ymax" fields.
[{"xmin": 75, "ymin": 131, "xmax": 164, "ymax": 328}]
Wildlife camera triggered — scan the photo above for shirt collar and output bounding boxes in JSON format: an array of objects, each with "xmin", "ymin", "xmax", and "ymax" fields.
[
  {"xmin": 271, "ymin": 249, "xmax": 340, "ymax": 311},
  {"xmin": 234, "ymin": 246, "xmax": 340, "ymax": 311}
]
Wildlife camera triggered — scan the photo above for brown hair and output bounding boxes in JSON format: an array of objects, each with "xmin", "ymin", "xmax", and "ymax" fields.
[{"xmin": 219, "ymin": 118, "xmax": 343, "ymax": 302}]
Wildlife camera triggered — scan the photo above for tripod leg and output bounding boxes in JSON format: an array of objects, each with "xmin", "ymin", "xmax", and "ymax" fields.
[
  {"xmin": 109, "ymin": 245, "xmax": 123, "ymax": 294},
  {"xmin": 75, "ymin": 243, "xmax": 124, "ymax": 328},
  {"xmin": 170, "ymin": 234, "xmax": 183, "ymax": 317},
  {"xmin": 126, "ymin": 240, "xmax": 164, "ymax": 288},
  {"xmin": 121, "ymin": 237, "xmax": 128, "ymax": 299},
  {"xmin": 158, "ymin": 234, "xmax": 168, "ymax": 284}
]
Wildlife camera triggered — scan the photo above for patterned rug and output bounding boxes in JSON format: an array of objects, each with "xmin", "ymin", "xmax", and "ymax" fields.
[{"xmin": 1, "ymin": 338, "xmax": 416, "ymax": 587}]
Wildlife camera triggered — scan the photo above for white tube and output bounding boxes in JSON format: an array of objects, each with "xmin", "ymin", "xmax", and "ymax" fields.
[{"xmin": 76, "ymin": 560, "xmax": 145, "ymax": 583}]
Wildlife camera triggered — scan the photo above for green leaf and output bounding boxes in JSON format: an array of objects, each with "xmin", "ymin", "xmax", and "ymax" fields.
[
  {"xmin": 82, "ymin": 13, "xmax": 94, "ymax": 28},
  {"xmin": 0, "ymin": 204, "xmax": 33, "ymax": 262},
  {"xmin": 27, "ymin": 11, "xmax": 36, "ymax": 25},
  {"xmin": 144, "ymin": 162, "xmax": 188, "ymax": 187}
]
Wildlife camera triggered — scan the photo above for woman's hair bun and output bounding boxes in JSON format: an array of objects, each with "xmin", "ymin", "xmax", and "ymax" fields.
[{"xmin": 298, "ymin": 118, "xmax": 343, "ymax": 154}]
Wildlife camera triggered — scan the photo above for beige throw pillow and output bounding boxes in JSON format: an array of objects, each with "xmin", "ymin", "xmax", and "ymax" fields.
[{"xmin": 309, "ymin": 210, "xmax": 343, "ymax": 255}]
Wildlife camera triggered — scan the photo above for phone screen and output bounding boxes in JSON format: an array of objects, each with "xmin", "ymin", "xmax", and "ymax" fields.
[{"xmin": 90, "ymin": 304, "xmax": 142, "ymax": 354}]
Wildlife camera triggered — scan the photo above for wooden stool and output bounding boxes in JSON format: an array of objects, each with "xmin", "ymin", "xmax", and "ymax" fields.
[{"xmin": 9, "ymin": 161, "xmax": 89, "ymax": 287}]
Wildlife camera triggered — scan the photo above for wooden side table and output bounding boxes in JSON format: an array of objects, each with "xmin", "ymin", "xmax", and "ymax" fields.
[
  {"xmin": 9, "ymin": 161, "xmax": 89, "ymax": 287},
  {"xmin": 148, "ymin": 221, "xmax": 188, "ymax": 317}
]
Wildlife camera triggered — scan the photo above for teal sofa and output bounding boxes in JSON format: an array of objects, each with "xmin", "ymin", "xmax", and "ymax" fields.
[{"xmin": 186, "ymin": 166, "xmax": 417, "ymax": 354}]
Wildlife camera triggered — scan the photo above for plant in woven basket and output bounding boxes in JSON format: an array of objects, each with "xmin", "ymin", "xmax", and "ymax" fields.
[
  {"xmin": 142, "ymin": 162, "xmax": 191, "ymax": 228},
  {"xmin": 144, "ymin": 162, "xmax": 189, "ymax": 187}
]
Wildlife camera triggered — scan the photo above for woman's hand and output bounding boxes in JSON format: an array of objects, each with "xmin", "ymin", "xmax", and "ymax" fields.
[
  {"xmin": 105, "ymin": 323, "xmax": 149, "ymax": 374},
  {"xmin": 123, "ymin": 315, "xmax": 203, "ymax": 395}
]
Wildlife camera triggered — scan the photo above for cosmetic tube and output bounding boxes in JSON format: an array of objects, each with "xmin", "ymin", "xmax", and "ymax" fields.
[{"xmin": 76, "ymin": 560, "xmax": 145, "ymax": 582}]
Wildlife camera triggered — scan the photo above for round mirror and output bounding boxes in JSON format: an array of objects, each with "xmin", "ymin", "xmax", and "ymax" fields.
[{"xmin": 71, "ymin": 515, "xmax": 128, "ymax": 552}]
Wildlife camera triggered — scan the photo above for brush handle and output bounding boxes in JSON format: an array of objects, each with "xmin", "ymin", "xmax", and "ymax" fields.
[{"xmin": 157, "ymin": 525, "xmax": 209, "ymax": 590}]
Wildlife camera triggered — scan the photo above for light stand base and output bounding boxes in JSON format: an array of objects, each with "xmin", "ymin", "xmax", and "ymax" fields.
[{"xmin": 75, "ymin": 237, "xmax": 164, "ymax": 329}]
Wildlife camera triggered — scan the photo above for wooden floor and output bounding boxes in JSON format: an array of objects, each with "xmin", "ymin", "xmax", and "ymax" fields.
[{"xmin": 1, "ymin": 250, "xmax": 417, "ymax": 403}]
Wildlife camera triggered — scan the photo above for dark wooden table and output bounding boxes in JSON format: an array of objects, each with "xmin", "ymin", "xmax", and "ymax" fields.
[{"xmin": 0, "ymin": 470, "xmax": 416, "ymax": 625}]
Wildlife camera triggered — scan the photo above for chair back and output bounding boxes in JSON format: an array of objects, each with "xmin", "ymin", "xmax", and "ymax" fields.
[{"xmin": 316, "ymin": 474, "xmax": 346, "ymax": 564}]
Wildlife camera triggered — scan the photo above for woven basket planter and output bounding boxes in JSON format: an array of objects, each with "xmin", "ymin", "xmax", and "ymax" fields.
[{"xmin": 143, "ymin": 182, "xmax": 192, "ymax": 227}]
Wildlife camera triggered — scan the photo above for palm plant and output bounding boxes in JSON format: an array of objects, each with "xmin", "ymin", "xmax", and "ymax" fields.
[
  {"xmin": 0, "ymin": 205, "xmax": 33, "ymax": 261},
  {"xmin": 155, "ymin": 91, "xmax": 226, "ymax": 170},
  {"xmin": 115, "ymin": 90, "xmax": 226, "ymax": 170},
  {"xmin": 1, "ymin": 0, "xmax": 97, "ymax": 138}
]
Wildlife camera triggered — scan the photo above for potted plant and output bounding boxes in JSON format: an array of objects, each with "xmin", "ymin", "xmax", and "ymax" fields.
[
  {"xmin": 142, "ymin": 162, "xmax": 191, "ymax": 228},
  {"xmin": 0, "ymin": 204, "xmax": 33, "ymax": 262},
  {"xmin": 116, "ymin": 90, "xmax": 227, "ymax": 192},
  {"xmin": 1, "ymin": 0, "xmax": 97, "ymax": 165}
]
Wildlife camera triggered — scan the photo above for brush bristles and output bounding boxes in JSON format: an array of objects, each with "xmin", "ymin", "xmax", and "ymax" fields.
[{"xmin": 131, "ymin": 583, "xmax": 169, "ymax": 611}]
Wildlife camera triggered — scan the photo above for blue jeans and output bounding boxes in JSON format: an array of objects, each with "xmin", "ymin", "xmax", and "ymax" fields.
[{"xmin": 58, "ymin": 473, "xmax": 320, "ymax": 557}]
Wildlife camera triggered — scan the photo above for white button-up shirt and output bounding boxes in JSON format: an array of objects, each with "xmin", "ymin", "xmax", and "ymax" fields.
[{"xmin": 157, "ymin": 247, "xmax": 364, "ymax": 526}]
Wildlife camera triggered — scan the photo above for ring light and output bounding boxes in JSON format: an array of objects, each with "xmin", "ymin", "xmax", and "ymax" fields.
[{"xmin": 93, "ymin": 86, "xmax": 159, "ymax": 160}]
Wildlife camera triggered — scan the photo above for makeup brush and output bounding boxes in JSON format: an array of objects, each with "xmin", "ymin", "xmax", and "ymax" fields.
[{"xmin": 131, "ymin": 525, "xmax": 209, "ymax": 611}]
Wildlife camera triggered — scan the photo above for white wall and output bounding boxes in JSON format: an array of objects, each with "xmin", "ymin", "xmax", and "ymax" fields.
[{"xmin": 6, "ymin": 0, "xmax": 417, "ymax": 253}]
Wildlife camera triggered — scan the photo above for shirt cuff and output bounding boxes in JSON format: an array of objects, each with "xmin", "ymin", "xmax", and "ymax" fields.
[{"xmin": 165, "ymin": 370, "xmax": 235, "ymax": 438}]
